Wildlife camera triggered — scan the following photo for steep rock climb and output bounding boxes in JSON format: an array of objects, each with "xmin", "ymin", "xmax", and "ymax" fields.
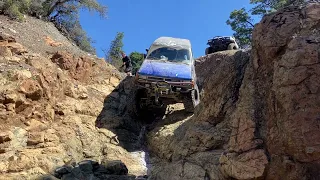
[
  {"xmin": 0, "ymin": 2, "xmax": 319, "ymax": 180},
  {"xmin": 252, "ymin": 3, "xmax": 320, "ymax": 180},
  {"xmin": 147, "ymin": 50, "xmax": 251, "ymax": 180},
  {"xmin": 146, "ymin": 2, "xmax": 320, "ymax": 180}
]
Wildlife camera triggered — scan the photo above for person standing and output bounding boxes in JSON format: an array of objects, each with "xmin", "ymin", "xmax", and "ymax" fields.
[{"xmin": 121, "ymin": 52, "xmax": 132, "ymax": 76}]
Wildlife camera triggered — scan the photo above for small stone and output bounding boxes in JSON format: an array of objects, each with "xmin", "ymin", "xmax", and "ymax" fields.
[
  {"xmin": 25, "ymin": 119, "xmax": 47, "ymax": 131},
  {"xmin": 79, "ymin": 93, "xmax": 88, "ymax": 99},
  {"xmin": 109, "ymin": 77, "xmax": 120, "ymax": 87},
  {"xmin": 27, "ymin": 132, "xmax": 45, "ymax": 145},
  {"xmin": 45, "ymin": 104, "xmax": 55, "ymax": 121},
  {"xmin": 39, "ymin": 175, "xmax": 60, "ymax": 180},
  {"xmin": 306, "ymin": 147, "xmax": 315, "ymax": 154},
  {"xmin": 5, "ymin": 103, "xmax": 15, "ymax": 111},
  {"xmin": 7, "ymin": 42, "xmax": 27, "ymax": 55},
  {"xmin": 103, "ymin": 160, "xmax": 128, "ymax": 175},
  {"xmin": 54, "ymin": 165, "xmax": 73, "ymax": 178},
  {"xmin": 8, "ymin": 28, "xmax": 17, "ymax": 34},
  {"xmin": 0, "ymin": 143, "xmax": 8, "ymax": 154},
  {"xmin": 109, "ymin": 92, "xmax": 120, "ymax": 99},
  {"xmin": 70, "ymin": 166, "xmax": 85, "ymax": 178},
  {"xmin": 7, "ymin": 56, "xmax": 21, "ymax": 63},
  {"xmin": 11, "ymin": 69, "xmax": 32, "ymax": 80},
  {"xmin": 4, "ymin": 92, "xmax": 18, "ymax": 103},
  {"xmin": 19, "ymin": 79, "xmax": 43, "ymax": 101},
  {"xmin": 0, "ymin": 46, "xmax": 12, "ymax": 56},
  {"xmin": 78, "ymin": 160, "xmax": 97, "ymax": 173},
  {"xmin": 0, "ymin": 161, "xmax": 8, "ymax": 173},
  {"xmin": 32, "ymin": 111, "xmax": 43, "ymax": 118}
]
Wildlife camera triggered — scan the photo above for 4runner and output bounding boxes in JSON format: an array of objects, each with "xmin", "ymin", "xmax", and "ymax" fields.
[
  {"xmin": 205, "ymin": 36, "xmax": 239, "ymax": 55},
  {"xmin": 134, "ymin": 37, "xmax": 200, "ymax": 113}
]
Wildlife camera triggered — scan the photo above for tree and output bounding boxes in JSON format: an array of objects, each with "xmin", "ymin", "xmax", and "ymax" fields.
[
  {"xmin": 44, "ymin": 0, "xmax": 107, "ymax": 21},
  {"xmin": 0, "ymin": 0, "xmax": 31, "ymax": 21},
  {"xmin": 105, "ymin": 32, "xmax": 124, "ymax": 69},
  {"xmin": 129, "ymin": 51, "xmax": 144, "ymax": 75},
  {"xmin": 226, "ymin": 8, "xmax": 254, "ymax": 48},
  {"xmin": 226, "ymin": 0, "xmax": 307, "ymax": 47}
]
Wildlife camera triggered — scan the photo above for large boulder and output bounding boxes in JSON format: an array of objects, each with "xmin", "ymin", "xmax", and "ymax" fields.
[{"xmin": 252, "ymin": 2, "xmax": 320, "ymax": 180}]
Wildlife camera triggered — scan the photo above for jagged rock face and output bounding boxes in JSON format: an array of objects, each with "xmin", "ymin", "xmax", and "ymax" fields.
[
  {"xmin": 147, "ymin": 3, "xmax": 320, "ymax": 180},
  {"xmin": 0, "ymin": 33, "xmax": 147, "ymax": 179},
  {"xmin": 147, "ymin": 50, "xmax": 251, "ymax": 180},
  {"xmin": 252, "ymin": 3, "xmax": 320, "ymax": 180}
]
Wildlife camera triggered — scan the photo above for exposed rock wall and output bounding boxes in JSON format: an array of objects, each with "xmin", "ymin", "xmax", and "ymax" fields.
[
  {"xmin": 147, "ymin": 3, "xmax": 320, "ymax": 180},
  {"xmin": 0, "ymin": 33, "xmax": 147, "ymax": 179},
  {"xmin": 252, "ymin": 3, "xmax": 320, "ymax": 180},
  {"xmin": 147, "ymin": 50, "xmax": 251, "ymax": 180}
]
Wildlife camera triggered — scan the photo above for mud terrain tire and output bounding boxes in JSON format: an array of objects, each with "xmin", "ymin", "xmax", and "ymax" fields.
[
  {"xmin": 227, "ymin": 43, "xmax": 238, "ymax": 50},
  {"xmin": 183, "ymin": 84, "xmax": 200, "ymax": 113},
  {"xmin": 133, "ymin": 88, "xmax": 148, "ymax": 117}
]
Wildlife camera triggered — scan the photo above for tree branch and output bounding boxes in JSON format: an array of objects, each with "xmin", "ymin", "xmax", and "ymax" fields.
[
  {"xmin": 246, "ymin": 20, "xmax": 254, "ymax": 27},
  {"xmin": 46, "ymin": 0, "xmax": 70, "ymax": 17}
]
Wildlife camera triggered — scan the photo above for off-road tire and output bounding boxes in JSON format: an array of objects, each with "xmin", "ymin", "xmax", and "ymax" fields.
[
  {"xmin": 183, "ymin": 84, "xmax": 200, "ymax": 113},
  {"xmin": 133, "ymin": 88, "xmax": 148, "ymax": 117},
  {"xmin": 227, "ymin": 43, "xmax": 238, "ymax": 50},
  {"xmin": 205, "ymin": 47, "xmax": 214, "ymax": 55}
]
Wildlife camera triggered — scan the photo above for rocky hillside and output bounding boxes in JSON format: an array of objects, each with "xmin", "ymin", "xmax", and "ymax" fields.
[
  {"xmin": 0, "ymin": 18, "xmax": 150, "ymax": 179},
  {"xmin": 0, "ymin": 2, "xmax": 319, "ymax": 180},
  {"xmin": 147, "ymin": 3, "xmax": 320, "ymax": 180},
  {"xmin": 0, "ymin": 15, "xmax": 89, "ymax": 57}
]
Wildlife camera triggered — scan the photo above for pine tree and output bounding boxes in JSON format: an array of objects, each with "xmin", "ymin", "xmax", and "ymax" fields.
[{"xmin": 105, "ymin": 32, "xmax": 124, "ymax": 69}]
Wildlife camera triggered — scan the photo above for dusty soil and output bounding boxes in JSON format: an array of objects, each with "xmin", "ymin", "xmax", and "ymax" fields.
[{"xmin": 0, "ymin": 15, "xmax": 89, "ymax": 57}]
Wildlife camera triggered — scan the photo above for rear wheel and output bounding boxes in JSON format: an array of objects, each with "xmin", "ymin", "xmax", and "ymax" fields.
[
  {"xmin": 183, "ymin": 84, "xmax": 200, "ymax": 113},
  {"xmin": 205, "ymin": 47, "xmax": 214, "ymax": 55},
  {"xmin": 227, "ymin": 43, "xmax": 238, "ymax": 50},
  {"xmin": 133, "ymin": 88, "xmax": 148, "ymax": 117}
]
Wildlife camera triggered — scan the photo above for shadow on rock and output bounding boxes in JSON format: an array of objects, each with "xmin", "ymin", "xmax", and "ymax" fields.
[
  {"xmin": 94, "ymin": 76, "xmax": 164, "ymax": 152},
  {"xmin": 38, "ymin": 160, "xmax": 148, "ymax": 180}
]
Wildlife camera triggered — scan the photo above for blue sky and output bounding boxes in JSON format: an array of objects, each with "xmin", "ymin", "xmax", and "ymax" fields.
[{"xmin": 79, "ymin": 0, "xmax": 258, "ymax": 58}]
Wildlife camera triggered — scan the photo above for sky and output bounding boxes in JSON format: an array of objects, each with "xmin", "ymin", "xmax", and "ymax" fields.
[{"xmin": 79, "ymin": 0, "xmax": 258, "ymax": 59}]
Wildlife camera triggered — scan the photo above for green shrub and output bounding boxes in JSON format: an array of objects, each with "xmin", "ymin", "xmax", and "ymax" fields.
[{"xmin": 1, "ymin": 0, "xmax": 31, "ymax": 21}]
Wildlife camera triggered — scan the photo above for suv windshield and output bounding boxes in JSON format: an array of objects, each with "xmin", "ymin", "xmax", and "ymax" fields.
[{"xmin": 146, "ymin": 47, "xmax": 191, "ymax": 64}]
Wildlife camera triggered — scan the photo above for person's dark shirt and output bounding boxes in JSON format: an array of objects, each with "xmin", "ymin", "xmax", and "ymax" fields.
[{"xmin": 122, "ymin": 56, "xmax": 132, "ymax": 67}]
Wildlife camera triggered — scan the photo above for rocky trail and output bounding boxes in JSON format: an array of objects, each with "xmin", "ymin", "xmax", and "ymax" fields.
[{"xmin": 0, "ymin": 2, "xmax": 320, "ymax": 180}]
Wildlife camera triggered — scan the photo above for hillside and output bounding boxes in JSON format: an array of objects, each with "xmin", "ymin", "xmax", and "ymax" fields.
[
  {"xmin": 0, "ymin": 15, "xmax": 89, "ymax": 57},
  {"xmin": 0, "ymin": 14, "xmax": 149, "ymax": 179}
]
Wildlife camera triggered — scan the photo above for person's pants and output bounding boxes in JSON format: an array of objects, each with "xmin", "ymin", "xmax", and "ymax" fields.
[{"xmin": 124, "ymin": 66, "xmax": 132, "ymax": 73}]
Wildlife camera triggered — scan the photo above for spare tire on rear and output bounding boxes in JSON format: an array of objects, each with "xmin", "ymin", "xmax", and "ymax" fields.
[
  {"xmin": 183, "ymin": 84, "xmax": 200, "ymax": 113},
  {"xmin": 227, "ymin": 43, "xmax": 238, "ymax": 50}
]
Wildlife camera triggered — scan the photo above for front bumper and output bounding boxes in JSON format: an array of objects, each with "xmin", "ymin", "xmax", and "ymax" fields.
[{"xmin": 135, "ymin": 76, "xmax": 194, "ymax": 96}]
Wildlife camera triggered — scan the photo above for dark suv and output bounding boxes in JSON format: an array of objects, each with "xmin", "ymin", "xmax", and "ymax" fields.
[{"xmin": 205, "ymin": 36, "xmax": 239, "ymax": 55}]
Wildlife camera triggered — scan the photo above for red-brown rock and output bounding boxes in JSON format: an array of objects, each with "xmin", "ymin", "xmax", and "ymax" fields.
[{"xmin": 19, "ymin": 79, "xmax": 43, "ymax": 101}]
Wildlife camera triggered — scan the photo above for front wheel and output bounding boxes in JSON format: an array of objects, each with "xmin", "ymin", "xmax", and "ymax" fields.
[{"xmin": 183, "ymin": 84, "xmax": 200, "ymax": 113}]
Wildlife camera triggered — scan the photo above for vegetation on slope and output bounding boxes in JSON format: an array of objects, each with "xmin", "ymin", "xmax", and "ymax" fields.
[
  {"xmin": 226, "ymin": 0, "xmax": 307, "ymax": 47},
  {"xmin": 0, "ymin": 0, "xmax": 107, "ymax": 54}
]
